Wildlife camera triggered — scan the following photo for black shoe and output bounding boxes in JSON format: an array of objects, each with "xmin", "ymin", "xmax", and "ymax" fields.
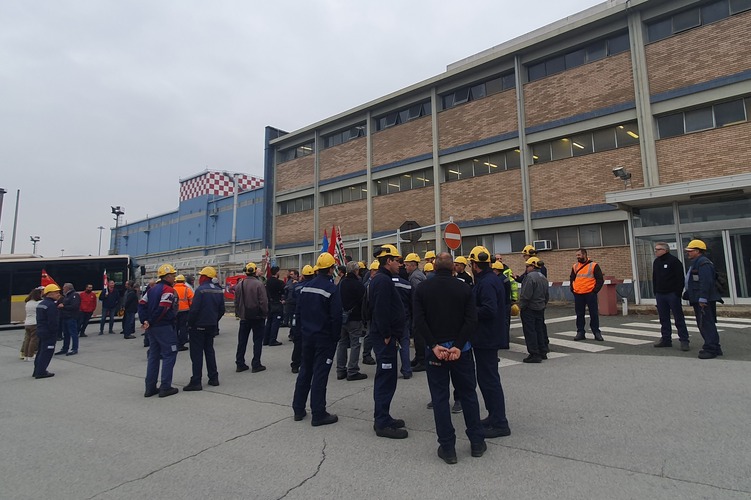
[
  {"xmin": 144, "ymin": 387, "xmax": 158, "ymax": 397},
  {"xmin": 375, "ymin": 426, "xmax": 408, "ymax": 439},
  {"xmin": 98, "ymin": 332, "xmax": 104, "ymax": 336},
  {"xmin": 268, "ymin": 340, "xmax": 282, "ymax": 346},
  {"xmin": 66, "ymin": 350, "xmax": 78, "ymax": 356},
  {"xmin": 158, "ymin": 387, "xmax": 179, "ymax": 398},
  {"xmin": 34, "ymin": 372, "xmax": 55, "ymax": 379},
  {"xmin": 79, "ymin": 333, "xmax": 88, "ymax": 338},
  {"xmin": 337, "ymin": 372, "xmax": 347, "ymax": 380},
  {"xmin": 54, "ymin": 350, "xmax": 66, "ymax": 356},
  {"xmin": 522, "ymin": 354, "xmax": 542, "ymax": 363},
  {"xmin": 262, "ymin": 342, "xmax": 269, "ymax": 346},
  {"xmin": 347, "ymin": 373, "xmax": 368, "ymax": 381},
  {"xmin": 401, "ymin": 373, "xmax": 412, "ymax": 379},
  {"xmin": 178, "ymin": 345, "xmax": 189, "ymax": 351},
  {"xmin": 362, "ymin": 356, "xmax": 376, "ymax": 365},
  {"xmin": 291, "ymin": 366, "xmax": 299, "ymax": 374},
  {"xmin": 698, "ymin": 350, "xmax": 717, "ymax": 359},
  {"xmin": 109, "ymin": 331, "xmax": 115, "ymax": 334},
  {"xmin": 124, "ymin": 335, "xmax": 136, "ymax": 339},
  {"xmin": 236, "ymin": 364, "xmax": 250, "ymax": 373},
  {"xmin": 540, "ymin": 353, "xmax": 548, "ymax": 360},
  {"xmin": 251, "ymin": 365, "xmax": 266, "ymax": 373},
  {"xmin": 426, "ymin": 401, "xmax": 434, "ymax": 409},
  {"xmin": 594, "ymin": 332, "xmax": 604, "ymax": 341},
  {"xmin": 451, "ymin": 401, "xmax": 462, "ymax": 414},
  {"xmin": 311, "ymin": 413, "xmax": 338, "ymax": 427},
  {"xmin": 410, "ymin": 358, "xmax": 418, "ymax": 367},
  {"xmin": 372, "ymin": 418, "xmax": 405, "ymax": 431},
  {"xmin": 208, "ymin": 379, "xmax": 220, "ymax": 386},
  {"xmin": 654, "ymin": 339, "xmax": 672, "ymax": 347},
  {"xmin": 574, "ymin": 332, "xmax": 585, "ymax": 341},
  {"xmin": 183, "ymin": 384, "xmax": 202, "ymax": 391},
  {"xmin": 412, "ymin": 363, "xmax": 426, "ymax": 372},
  {"xmin": 471, "ymin": 441, "xmax": 487, "ymax": 458},
  {"xmin": 680, "ymin": 341, "xmax": 690, "ymax": 352},
  {"xmin": 437, "ymin": 446, "xmax": 458, "ymax": 465},
  {"xmin": 294, "ymin": 411, "xmax": 307, "ymax": 422},
  {"xmin": 484, "ymin": 426, "xmax": 511, "ymax": 438}
]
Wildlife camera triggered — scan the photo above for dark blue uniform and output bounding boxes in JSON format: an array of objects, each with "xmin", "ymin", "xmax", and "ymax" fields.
[
  {"xmin": 292, "ymin": 274, "xmax": 342, "ymax": 422},
  {"xmin": 138, "ymin": 281, "xmax": 178, "ymax": 394},
  {"xmin": 685, "ymin": 254, "xmax": 723, "ymax": 356},
  {"xmin": 187, "ymin": 281, "xmax": 225, "ymax": 386},
  {"xmin": 369, "ymin": 268, "xmax": 406, "ymax": 430},
  {"xmin": 392, "ymin": 276, "xmax": 412, "ymax": 378},
  {"xmin": 472, "ymin": 268, "xmax": 510, "ymax": 434},
  {"xmin": 289, "ymin": 279, "xmax": 307, "ymax": 372},
  {"xmin": 33, "ymin": 297, "xmax": 59, "ymax": 378}
]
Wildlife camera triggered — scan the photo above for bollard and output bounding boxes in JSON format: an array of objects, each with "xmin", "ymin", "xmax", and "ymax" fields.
[{"xmin": 622, "ymin": 297, "xmax": 628, "ymax": 316}]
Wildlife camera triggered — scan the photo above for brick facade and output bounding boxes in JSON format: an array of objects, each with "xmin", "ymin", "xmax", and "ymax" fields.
[
  {"xmin": 646, "ymin": 11, "xmax": 751, "ymax": 96},
  {"xmin": 276, "ymin": 156, "xmax": 314, "ymax": 192},
  {"xmin": 319, "ymin": 138, "xmax": 367, "ymax": 181},
  {"xmin": 529, "ymin": 145, "xmax": 643, "ymax": 212},
  {"xmin": 275, "ymin": 211, "xmax": 314, "ymax": 246},
  {"xmin": 438, "ymin": 90, "xmax": 518, "ymax": 151},
  {"xmin": 372, "ymin": 187, "xmax": 435, "ymax": 234},
  {"xmin": 319, "ymin": 199, "xmax": 367, "ymax": 237},
  {"xmin": 524, "ymin": 52, "xmax": 635, "ymax": 128},
  {"xmin": 372, "ymin": 116, "xmax": 433, "ymax": 167},
  {"xmin": 440, "ymin": 169, "xmax": 523, "ymax": 221},
  {"xmin": 656, "ymin": 122, "xmax": 751, "ymax": 184}
]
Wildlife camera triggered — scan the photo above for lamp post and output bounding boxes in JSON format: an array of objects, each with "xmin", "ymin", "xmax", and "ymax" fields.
[
  {"xmin": 30, "ymin": 235, "xmax": 40, "ymax": 254},
  {"xmin": 0, "ymin": 230, "xmax": 4, "ymax": 254},
  {"xmin": 60, "ymin": 249, "xmax": 64, "ymax": 256},
  {"xmin": 97, "ymin": 226, "xmax": 105, "ymax": 256},
  {"xmin": 221, "ymin": 171, "xmax": 240, "ymax": 256},
  {"xmin": 111, "ymin": 206, "xmax": 124, "ymax": 255}
]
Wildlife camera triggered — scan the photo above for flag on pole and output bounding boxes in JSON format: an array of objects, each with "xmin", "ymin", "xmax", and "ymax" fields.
[
  {"xmin": 261, "ymin": 248, "xmax": 271, "ymax": 279},
  {"xmin": 40, "ymin": 269, "xmax": 58, "ymax": 287},
  {"xmin": 320, "ymin": 229, "xmax": 329, "ymax": 254},
  {"xmin": 103, "ymin": 269, "xmax": 108, "ymax": 290},
  {"xmin": 330, "ymin": 225, "xmax": 347, "ymax": 266}
]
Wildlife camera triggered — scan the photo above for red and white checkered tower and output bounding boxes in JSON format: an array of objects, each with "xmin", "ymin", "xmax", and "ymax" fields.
[{"xmin": 179, "ymin": 171, "xmax": 264, "ymax": 202}]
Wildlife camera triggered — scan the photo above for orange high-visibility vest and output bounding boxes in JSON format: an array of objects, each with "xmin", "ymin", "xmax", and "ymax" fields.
[
  {"xmin": 572, "ymin": 261, "xmax": 597, "ymax": 294},
  {"xmin": 174, "ymin": 283, "xmax": 194, "ymax": 312}
]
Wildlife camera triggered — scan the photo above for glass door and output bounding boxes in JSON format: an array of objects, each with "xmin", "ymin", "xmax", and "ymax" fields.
[{"xmin": 729, "ymin": 230, "xmax": 751, "ymax": 303}]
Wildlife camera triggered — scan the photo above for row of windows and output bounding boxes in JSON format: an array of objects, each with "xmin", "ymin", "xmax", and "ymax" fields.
[
  {"xmin": 532, "ymin": 122, "xmax": 639, "ymax": 164},
  {"xmin": 657, "ymin": 97, "xmax": 751, "ymax": 139},
  {"xmin": 320, "ymin": 183, "xmax": 368, "ymax": 207},
  {"xmin": 647, "ymin": 0, "xmax": 751, "ymax": 43},
  {"xmin": 323, "ymin": 124, "xmax": 365, "ymax": 149},
  {"xmin": 443, "ymin": 149, "xmax": 521, "ymax": 182},
  {"xmin": 279, "ymin": 142, "xmax": 314, "ymax": 163},
  {"xmin": 278, "ymin": 196, "xmax": 313, "ymax": 215},
  {"xmin": 375, "ymin": 101, "xmax": 432, "ymax": 132},
  {"xmin": 442, "ymin": 73, "xmax": 516, "ymax": 110},
  {"xmin": 527, "ymin": 32, "xmax": 629, "ymax": 82},
  {"xmin": 537, "ymin": 221, "xmax": 628, "ymax": 250},
  {"xmin": 375, "ymin": 168, "xmax": 434, "ymax": 196}
]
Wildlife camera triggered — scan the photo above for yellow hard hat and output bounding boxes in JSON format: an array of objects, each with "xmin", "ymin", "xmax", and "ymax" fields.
[
  {"xmin": 454, "ymin": 256, "xmax": 468, "ymax": 266},
  {"xmin": 315, "ymin": 252, "xmax": 336, "ymax": 270},
  {"xmin": 468, "ymin": 245, "xmax": 491, "ymax": 263},
  {"xmin": 424, "ymin": 250, "xmax": 436, "ymax": 260},
  {"xmin": 423, "ymin": 263, "xmax": 434, "ymax": 272},
  {"xmin": 157, "ymin": 264, "xmax": 177, "ymax": 277},
  {"xmin": 404, "ymin": 253, "xmax": 420, "ymax": 263},
  {"xmin": 522, "ymin": 244, "xmax": 537, "ymax": 256},
  {"xmin": 199, "ymin": 266, "xmax": 217, "ymax": 279},
  {"xmin": 245, "ymin": 262, "xmax": 257, "ymax": 274},
  {"xmin": 369, "ymin": 259, "xmax": 380, "ymax": 270},
  {"xmin": 302, "ymin": 264, "xmax": 315, "ymax": 276},
  {"xmin": 374, "ymin": 244, "xmax": 401, "ymax": 258},
  {"xmin": 685, "ymin": 239, "xmax": 707, "ymax": 251},
  {"xmin": 175, "ymin": 274, "xmax": 186, "ymax": 282},
  {"xmin": 525, "ymin": 257, "xmax": 542, "ymax": 268},
  {"xmin": 491, "ymin": 261, "xmax": 504, "ymax": 270},
  {"xmin": 510, "ymin": 304, "xmax": 520, "ymax": 316},
  {"xmin": 358, "ymin": 261, "xmax": 366, "ymax": 269},
  {"xmin": 43, "ymin": 284, "xmax": 61, "ymax": 295}
]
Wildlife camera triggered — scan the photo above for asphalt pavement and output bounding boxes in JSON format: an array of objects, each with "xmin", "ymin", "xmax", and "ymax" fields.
[{"xmin": 1, "ymin": 306, "xmax": 750, "ymax": 500}]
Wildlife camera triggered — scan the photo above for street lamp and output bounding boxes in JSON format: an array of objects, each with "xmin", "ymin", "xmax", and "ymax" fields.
[
  {"xmin": 30, "ymin": 235, "xmax": 40, "ymax": 254},
  {"xmin": 97, "ymin": 226, "xmax": 105, "ymax": 256},
  {"xmin": 60, "ymin": 249, "xmax": 65, "ymax": 256},
  {"xmin": 111, "ymin": 206, "xmax": 125, "ymax": 255}
]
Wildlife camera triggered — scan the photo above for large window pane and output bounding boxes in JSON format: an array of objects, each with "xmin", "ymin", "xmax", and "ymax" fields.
[
  {"xmin": 714, "ymin": 99, "xmax": 746, "ymax": 127},
  {"xmin": 341, "ymin": 186, "xmax": 351, "ymax": 203},
  {"xmin": 602, "ymin": 222, "xmax": 627, "ymax": 246},
  {"xmin": 571, "ymin": 132, "xmax": 594, "ymax": 156},
  {"xmin": 470, "ymin": 83, "xmax": 486, "ymax": 100},
  {"xmin": 579, "ymin": 224, "xmax": 602, "ymax": 247},
  {"xmin": 657, "ymin": 114, "xmax": 684, "ymax": 138},
  {"xmin": 485, "ymin": 77, "xmax": 503, "ymax": 95},
  {"xmin": 330, "ymin": 190, "xmax": 342, "ymax": 205},
  {"xmin": 458, "ymin": 160, "xmax": 473, "ymax": 179},
  {"xmin": 593, "ymin": 128, "xmax": 617, "ymax": 151},
  {"xmin": 702, "ymin": 1, "xmax": 730, "ymax": 23},
  {"xmin": 400, "ymin": 174, "xmax": 412, "ymax": 191},
  {"xmin": 486, "ymin": 152, "xmax": 505, "ymax": 171},
  {"xmin": 537, "ymin": 229, "xmax": 558, "ymax": 248},
  {"xmin": 565, "ymin": 48, "xmax": 586, "ymax": 69},
  {"xmin": 684, "ymin": 107, "xmax": 714, "ymax": 132},
  {"xmin": 673, "ymin": 8, "xmax": 701, "ymax": 32},
  {"xmin": 615, "ymin": 124, "xmax": 640, "ymax": 146},
  {"xmin": 398, "ymin": 109, "xmax": 410, "ymax": 124},
  {"xmin": 376, "ymin": 180, "xmax": 387, "ymax": 195},
  {"xmin": 408, "ymin": 103, "xmax": 423, "ymax": 120},
  {"xmin": 444, "ymin": 166, "xmax": 460, "ymax": 182},
  {"xmin": 608, "ymin": 32, "xmax": 630, "ymax": 55},
  {"xmin": 422, "ymin": 101, "xmax": 432, "ymax": 116},
  {"xmin": 730, "ymin": 0, "xmax": 751, "ymax": 14},
  {"xmin": 558, "ymin": 227, "xmax": 580, "ymax": 249},
  {"xmin": 423, "ymin": 169, "xmax": 434, "ymax": 186},
  {"xmin": 473, "ymin": 158, "xmax": 490, "ymax": 177},
  {"xmin": 679, "ymin": 198, "xmax": 751, "ymax": 223},
  {"xmin": 632, "ymin": 205, "xmax": 674, "ymax": 228},
  {"xmin": 528, "ymin": 62, "xmax": 546, "ymax": 81},
  {"xmin": 442, "ymin": 94, "xmax": 456, "ymax": 110},
  {"xmin": 647, "ymin": 18, "xmax": 672, "ymax": 42},
  {"xmin": 532, "ymin": 143, "xmax": 551, "ymax": 163},
  {"xmin": 506, "ymin": 149, "xmax": 521, "ymax": 169},
  {"xmin": 585, "ymin": 40, "xmax": 607, "ymax": 62},
  {"xmin": 551, "ymin": 139, "xmax": 572, "ymax": 160},
  {"xmin": 502, "ymin": 73, "xmax": 516, "ymax": 89},
  {"xmin": 453, "ymin": 87, "xmax": 470, "ymax": 105},
  {"xmin": 387, "ymin": 176, "xmax": 401, "ymax": 194},
  {"xmin": 545, "ymin": 55, "xmax": 566, "ymax": 75}
]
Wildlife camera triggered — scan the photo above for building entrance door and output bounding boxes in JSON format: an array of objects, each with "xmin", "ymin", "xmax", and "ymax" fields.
[{"xmin": 729, "ymin": 230, "xmax": 751, "ymax": 303}]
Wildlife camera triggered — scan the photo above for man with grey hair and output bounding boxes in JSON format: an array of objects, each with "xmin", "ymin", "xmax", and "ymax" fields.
[
  {"xmin": 653, "ymin": 242, "xmax": 690, "ymax": 351},
  {"xmin": 336, "ymin": 261, "xmax": 368, "ymax": 381},
  {"xmin": 56, "ymin": 283, "xmax": 81, "ymax": 356}
]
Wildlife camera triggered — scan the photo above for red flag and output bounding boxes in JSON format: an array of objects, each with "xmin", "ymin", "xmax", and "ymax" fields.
[
  {"xmin": 103, "ymin": 269, "xmax": 108, "ymax": 290},
  {"xmin": 334, "ymin": 226, "xmax": 347, "ymax": 266},
  {"xmin": 327, "ymin": 225, "xmax": 337, "ymax": 257},
  {"xmin": 263, "ymin": 248, "xmax": 271, "ymax": 279},
  {"xmin": 41, "ymin": 269, "xmax": 58, "ymax": 287}
]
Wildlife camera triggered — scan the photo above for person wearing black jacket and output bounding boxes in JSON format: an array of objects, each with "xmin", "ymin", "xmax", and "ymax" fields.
[
  {"xmin": 263, "ymin": 266, "xmax": 285, "ymax": 346},
  {"xmin": 653, "ymin": 242, "xmax": 690, "ymax": 350},
  {"xmin": 33, "ymin": 284, "xmax": 62, "ymax": 379},
  {"xmin": 122, "ymin": 280, "xmax": 139, "ymax": 339},
  {"xmin": 413, "ymin": 252, "xmax": 485, "ymax": 464},
  {"xmin": 99, "ymin": 281, "xmax": 120, "ymax": 335},
  {"xmin": 56, "ymin": 283, "xmax": 81, "ymax": 356},
  {"xmin": 335, "ymin": 262, "xmax": 367, "ymax": 381}
]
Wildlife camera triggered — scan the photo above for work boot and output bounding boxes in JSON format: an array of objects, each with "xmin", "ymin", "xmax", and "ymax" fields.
[
  {"xmin": 654, "ymin": 339, "xmax": 672, "ymax": 348},
  {"xmin": 183, "ymin": 384, "xmax": 202, "ymax": 391},
  {"xmin": 311, "ymin": 413, "xmax": 338, "ymax": 427},
  {"xmin": 437, "ymin": 446, "xmax": 457, "ymax": 464},
  {"xmin": 574, "ymin": 332, "xmax": 585, "ymax": 341},
  {"xmin": 593, "ymin": 332, "xmax": 604, "ymax": 341},
  {"xmin": 347, "ymin": 373, "xmax": 368, "ymax": 381},
  {"xmin": 471, "ymin": 441, "xmax": 487, "ymax": 458},
  {"xmin": 680, "ymin": 341, "xmax": 690, "ymax": 351},
  {"xmin": 362, "ymin": 355, "xmax": 376, "ymax": 365},
  {"xmin": 375, "ymin": 426, "xmax": 408, "ymax": 439},
  {"xmin": 522, "ymin": 354, "xmax": 542, "ymax": 363},
  {"xmin": 158, "ymin": 387, "xmax": 179, "ymax": 398},
  {"xmin": 451, "ymin": 401, "xmax": 462, "ymax": 414}
]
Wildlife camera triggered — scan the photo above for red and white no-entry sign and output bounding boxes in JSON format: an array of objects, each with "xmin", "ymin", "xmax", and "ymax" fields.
[{"xmin": 443, "ymin": 222, "xmax": 462, "ymax": 250}]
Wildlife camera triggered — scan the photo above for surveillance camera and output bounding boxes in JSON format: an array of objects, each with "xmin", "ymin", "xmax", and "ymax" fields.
[{"xmin": 612, "ymin": 167, "xmax": 624, "ymax": 178}]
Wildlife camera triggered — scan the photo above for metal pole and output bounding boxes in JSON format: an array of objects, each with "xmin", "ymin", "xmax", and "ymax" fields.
[
  {"xmin": 231, "ymin": 173, "xmax": 239, "ymax": 256},
  {"xmin": 97, "ymin": 226, "xmax": 105, "ymax": 256},
  {"xmin": 10, "ymin": 189, "xmax": 20, "ymax": 253},
  {"xmin": 0, "ymin": 188, "xmax": 6, "ymax": 242}
]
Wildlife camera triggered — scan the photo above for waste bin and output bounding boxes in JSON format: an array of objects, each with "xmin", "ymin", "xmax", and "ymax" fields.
[{"xmin": 598, "ymin": 277, "xmax": 618, "ymax": 316}]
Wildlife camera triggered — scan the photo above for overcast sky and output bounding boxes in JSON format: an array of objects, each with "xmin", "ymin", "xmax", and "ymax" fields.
[{"xmin": 0, "ymin": 0, "xmax": 602, "ymax": 257}]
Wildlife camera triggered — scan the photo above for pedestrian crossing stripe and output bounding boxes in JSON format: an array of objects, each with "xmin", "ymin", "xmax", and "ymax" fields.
[
  {"xmin": 703, "ymin": 317, "xmax": 751, "ymax": 324},
  {"xmin": 516, "ymin": 336, "xmax": 613, "ymax": 352},
  {"xmin": 599, "ymin": 326, "xmax": 663, "ymax": 338},
  {"xmin": 624, "ymin": 322, "xmax": 707, "ymax": 334},
  {"xmin": 510, "ymin": 315, "xmax": 576, "ymax": 329},
  {"xmin": 647, "ymin": 319, "xmax": 748, "ymax": 329},
  {"xmin": 555, "ymin": 332, "xmax": 652, "ymax": 345},
  {"xmin": 506, "ymin": 343, "xmax": 569, "ymax": 358},
  {"xmin": 499, "ymin": 358, "xmax": 521, "ymax": 368}
]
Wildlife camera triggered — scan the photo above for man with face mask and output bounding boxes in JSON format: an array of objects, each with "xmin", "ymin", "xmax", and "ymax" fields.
[{"xmin": 570, "ymin": 248, "xmax": 604, "ymax": 341}]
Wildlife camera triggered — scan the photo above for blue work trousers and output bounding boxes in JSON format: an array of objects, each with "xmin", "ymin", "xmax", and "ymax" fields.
[
  {"xmin": 656, "ymin": 292, "xmax": 689, "ymax": 342},
  {"xmin": 189, "ymin": 326, "xmax": 218, "ymax": 385},
  {"xmin": 264, "ymin": 308, "xmax": 282, "ymax": 344},
  {"xmin": 692, "ymin": 303, "xmax": 722, "ymax": 355},
  {"xmin": 292, "ymin": 333, "xmax": 337, "ymax": 419},
  {"xmin": 145, "ymin": 324, "xmax": 178, "ymax": 391},
  {"xmin": 574, "ymin": 292, "xmax": 600, "ymax": 335},
  {"xmin": 373, "ymin": 336, "xmax": 399, "ymax": 429},
  {"xmin": 61, "ymin": 318, "xmax": 79, "ymax": 353},
  {"xmin": 236, "ymin": 318, "xmax": 265, "ymax": 369},
  {"xmin": 99, "ymin": 308, "xmax": 116, "ymax": 333},
  {"xmin": 473, "ymin": 347, "xmax": 509, "ymax": 429}
]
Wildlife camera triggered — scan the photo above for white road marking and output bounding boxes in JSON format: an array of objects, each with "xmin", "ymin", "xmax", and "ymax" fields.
[
  {"xmin": 517, "ymin": 336, "xmax": 613, "ymax": 352},
  {"xmin": 599, "ymin": 326, "xmax": 663, "ymax": 338}
]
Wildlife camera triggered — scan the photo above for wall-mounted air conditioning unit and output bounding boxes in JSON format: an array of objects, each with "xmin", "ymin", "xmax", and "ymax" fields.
[{"xmin": 533, "ymin": 240, "xmax": 553, "ymax": 251}]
